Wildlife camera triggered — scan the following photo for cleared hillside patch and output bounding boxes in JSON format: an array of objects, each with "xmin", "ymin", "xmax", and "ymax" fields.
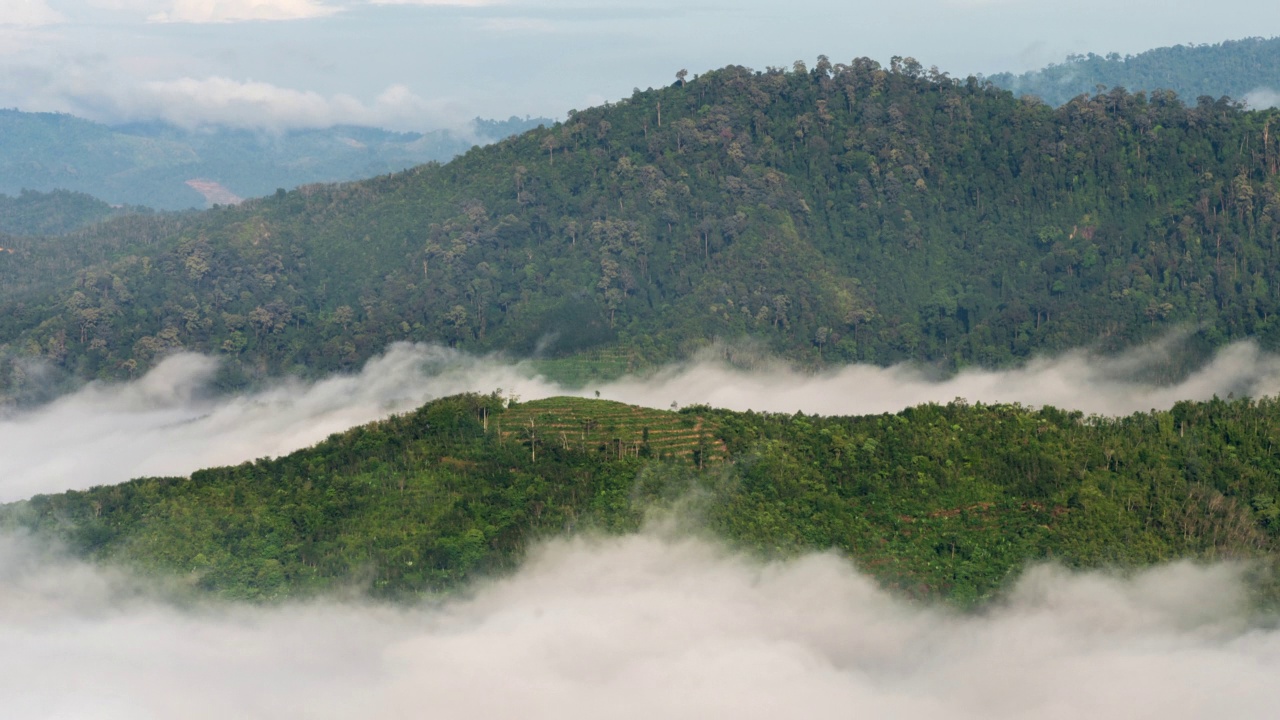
[{"xmin": 499, "ymin": 397, "xmax": 726, "ymax": 464}]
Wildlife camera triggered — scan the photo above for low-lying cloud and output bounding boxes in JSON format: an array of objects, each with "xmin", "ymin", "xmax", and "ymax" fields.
[
  {"xmin": 117, "ymin": 76, "xmax": 459, "ymax": 131},
  {"xmin": 0, "ymin": 58, "xmax": 473, "ymax": 133},
  {"xmin": 606, "ymin": 336, "xmax": 1280, "ymax": 417},
  {"xmin": 1244, "ymin": 87, "xmax": 1280, "ymax": 110},
  {"xmin": 0, "ymin": 530, "xmax": 1275, "ymax": 719},
  {"xmin": 6, "ymin": 338, "xmax": 1280, "ymax": 501}
]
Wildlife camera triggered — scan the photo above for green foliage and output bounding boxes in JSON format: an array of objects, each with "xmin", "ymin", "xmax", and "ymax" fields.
[
  {"xmin": 6, "ymin": 393, "xmax": 1280, "ymax": 606},
  {"xmin": 987, "ymin": 37, "xmax": 1280, "ymax": 106},
  {"xmin": 0, "ymin": 189, "xmax": 144, "ymax": 236},
  {"xmin": 6, "ymin": 59, "xmax": 1280, "ymax": 400}
]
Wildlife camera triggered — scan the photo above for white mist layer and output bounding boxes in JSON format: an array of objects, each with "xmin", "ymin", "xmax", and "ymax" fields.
[
  {"xmin": 0, "ymin": 531, "xmax": 1276, "ymax": 720},
  {"xmin": 6, "ymin": 339, "xmax": 1280, "ymax": 500}
]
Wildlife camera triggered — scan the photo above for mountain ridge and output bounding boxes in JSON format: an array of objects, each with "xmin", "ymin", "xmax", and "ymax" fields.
[{"xmin": 3, "ymin": 58, "xmax": 1280, "ymax": 402}]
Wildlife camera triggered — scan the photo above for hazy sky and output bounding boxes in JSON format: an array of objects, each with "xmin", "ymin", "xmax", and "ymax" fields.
[{"xmin": 1, "ymin": 0, "xmax": 1277, "ymax": 131}]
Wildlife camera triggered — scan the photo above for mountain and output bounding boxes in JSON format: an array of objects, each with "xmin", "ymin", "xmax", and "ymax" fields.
[
  {"xmin": 6, "ymin": 393, "xmax": 1277, "ymax": 604},
  {"xmin": 0, "ymin": 189, "xmax": 147, "ymax": 236},
  {"xmin": 986, "ymin": 36, "xmax": 1280, "ymax": 107},
  {"xmin": 3, "ymin": 59, "xmax": 1280, "ymax": 402},
  {"xmin": 0, "ymin": 110, "xmax": 550, "ymax": 210}
]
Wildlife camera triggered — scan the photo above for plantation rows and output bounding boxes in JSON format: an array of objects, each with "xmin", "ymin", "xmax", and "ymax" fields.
[{"xmin": 499, "ymin": 397, "xmax": 726, "ymax": 463}]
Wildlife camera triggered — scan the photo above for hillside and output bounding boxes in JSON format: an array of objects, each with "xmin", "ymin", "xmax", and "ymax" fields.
[
  {"xmin": 987, "ymin": 37, "xmax": 1280, "ymax": 107},
  {"xmin": 6, "ymin": 393, "xmax": 1278, "ymax": 605},
  {"xmin": 0, "ymin": 110, "xmax": 548, "ymax": 210},
  {"xmin": 4, "ymin": 58, "xmax": 1280, "ymax": 401},
  {"xmin": 0, "ymin": 189, "xmax": 147, "ymax": 236}
]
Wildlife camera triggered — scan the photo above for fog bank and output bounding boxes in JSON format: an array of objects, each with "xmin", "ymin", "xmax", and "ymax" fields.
[
  {"xmin": 0, "ymin": 531, "xmax": 1275, "ymax": 720},
  {"xmin": 6, "ymin": 339, "xmax": 1280, "ymax": 501}
]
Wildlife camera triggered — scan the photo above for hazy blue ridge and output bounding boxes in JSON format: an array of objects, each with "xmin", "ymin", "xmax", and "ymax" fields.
[
  {"xmin": 0, "ymin": 109, "xmax": 551, "ymax": 210},
  {"xmin": 985, "ymin": 36, "xmax": 1280, "ymax": 106}
]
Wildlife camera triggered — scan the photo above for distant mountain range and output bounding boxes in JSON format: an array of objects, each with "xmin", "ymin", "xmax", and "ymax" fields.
[
  {"xmin": 986, "ymin": 36, "xmax": 1280, "ymax": 107},
  {"xmin": 0, "ymin": 111, "xmax": 550, "ymax": 211}
]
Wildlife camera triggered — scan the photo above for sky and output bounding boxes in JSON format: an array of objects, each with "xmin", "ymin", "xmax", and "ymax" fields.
[{"xmin": 0, "ymin": 0, "xmax": 1277, "ymax": 132}]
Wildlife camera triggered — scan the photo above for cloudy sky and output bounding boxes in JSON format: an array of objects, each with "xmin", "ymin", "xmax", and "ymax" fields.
[{"xmin": 0, "ymin": 0, "xmax": 1277, "ymax": 131}]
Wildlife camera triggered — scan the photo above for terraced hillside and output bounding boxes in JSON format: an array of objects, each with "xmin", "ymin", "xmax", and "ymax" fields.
[{"xmin": 501, "ymin": 397, "xmax": 727, "ymax": 464}]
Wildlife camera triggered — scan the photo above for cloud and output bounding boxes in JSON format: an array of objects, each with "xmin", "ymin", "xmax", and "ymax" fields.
[
  {"xmin": 163, "ymin": 0, "xmax": 338, "ymax": 23},
  {"xmin": 0, "ymin": 0, "xmax": 64, "ymax": 27},
  {"xmin": 8, "ymin": 337, "xmax": 1280, "ymax": 502},
  {"xmin": 367, "ymin": 0, "xmax": 499, "ymax": 5},
  {"xmin": 0, "ymin": 530, "xmax": 1276, "ymax": 719},
  {"xmin": 26, "ymin": 71, "xmax": 466, "ymax": 131},
  {"xmin": 136, "ymin": 76, "xmax": 410, "ymax": 128},
  {"xmin": 148, "ymin": 0, "xmax": 340, "ymax": 22},
  {"xmin": 0, "ymin": 346, "xmax": 554, "ymax": 501},
  {"xmin": 1244, "ymin": 87, "xmax": 1280, "ymax": 110},
  {"xmin": 600, "ymin": 336, "xmax": 1280, "ymax": 417}
]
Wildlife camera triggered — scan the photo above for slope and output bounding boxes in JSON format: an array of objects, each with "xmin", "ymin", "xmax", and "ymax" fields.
[
  {"xmin": 4, "ymin": 59, "xmax": 1280, "ymax": 401},
  {"xmin": 5, "ymin": 393, "xmax": 1279, "ymax": 606}
]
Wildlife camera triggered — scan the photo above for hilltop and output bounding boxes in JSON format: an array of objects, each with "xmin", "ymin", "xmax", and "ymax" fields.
[{"xmin": 6, "ymin": 393, "xmax": 1279, "ymax": 606}]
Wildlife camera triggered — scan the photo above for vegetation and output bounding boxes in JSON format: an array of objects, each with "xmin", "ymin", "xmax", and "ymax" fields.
[
  {"xmin": 0, "ymin": 109, "xmax": 548, "ymax": 210},
  {"xmin": 987, "ymin": 37, "xmax": 1280, "ymax": 107},
  {"xmin": 0, "ymin": 189, "xmax": 146, "ymax": 236},
  {"xmin": 5, "ymin": 57, "xmax": 1280, "ymax": 403},
  {"xmin": 7, "ymin": 393, "xmax": 1279, "ymax": 607}
]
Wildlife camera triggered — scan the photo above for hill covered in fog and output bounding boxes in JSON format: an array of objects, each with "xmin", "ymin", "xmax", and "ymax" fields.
[
  {"xmin": 986, "ymin": 36, "xmax": 1280, "ymax": 107},
  {"xmin": 7, "ymin": 392, "xmax": 1278, "ymax": 605},
  {"xmin": 0, "ymin": 110, "xmax": 548, "ymax": 210},
  {"xmin": 3, "ymin": 58, "xmax": 1280, "ymax": 401}
]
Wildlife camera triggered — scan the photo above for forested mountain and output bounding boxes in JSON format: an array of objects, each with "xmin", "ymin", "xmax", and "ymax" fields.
[
  {"xmin": 986, "ymin": 37, "xmax": 1280, "ymax": 107},
  {"xmin": 0, "ymin": 189, "xmax": 147, "ymax": 236},
  {"xmin": 4, "ymin": 58, "xmax": 1280, "ymax": 402},
  {"xmin": 0, "ymin": 110, "xmax": 549, "ymax": 210},
  {"xmin": 7, "ymin": 393, "xmax": 1278, "ymax": 605}
]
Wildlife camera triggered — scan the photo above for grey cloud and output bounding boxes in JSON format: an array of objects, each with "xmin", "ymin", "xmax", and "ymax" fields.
[{"xmin": 0, "ymin": 531, "xmax": 1276, "ymax": 719}]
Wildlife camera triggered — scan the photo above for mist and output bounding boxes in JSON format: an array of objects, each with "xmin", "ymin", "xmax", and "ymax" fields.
[
  {"xmin": 0, "ymin": 529, "xmax": 1275, "ymax": 719},
  {"xmin": 1245, "ymin": 87, "xmax": 1280, "ymax": 109},
  {"xmin": 5, "ymin": 340, "xmax": 1280, "ymax": 718},
  {"xmin": 8, "ymin": 338, "xmax": 1280, "ymax": 502}
]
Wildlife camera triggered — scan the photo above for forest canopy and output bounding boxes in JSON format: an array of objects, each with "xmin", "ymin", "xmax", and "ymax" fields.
[{"xmin": 4, "ymin": 57, "xmax": 1280, "ymax": 403}]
